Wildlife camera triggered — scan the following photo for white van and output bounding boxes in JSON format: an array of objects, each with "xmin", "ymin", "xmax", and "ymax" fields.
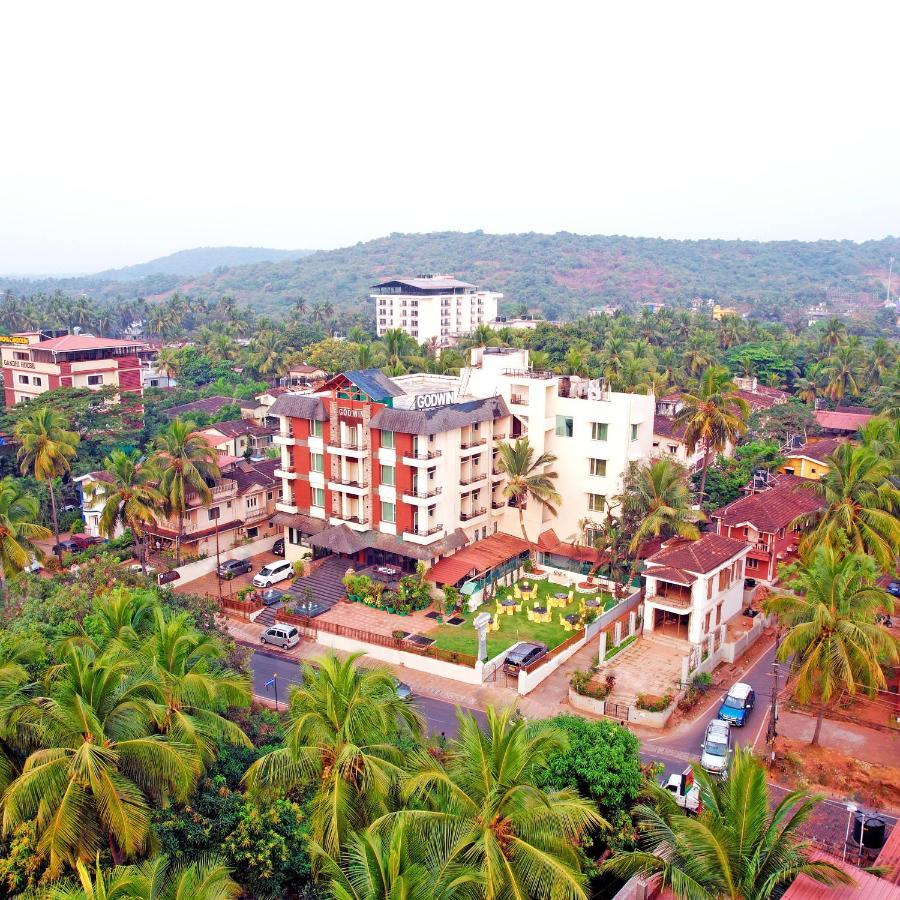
[
  {"xmin": 259, "ymin": 624, "xmax": 300, "ymax": 649},
  {"xmin": 252, "ymin": 560, "xmax": 293, "ymax": 588}
]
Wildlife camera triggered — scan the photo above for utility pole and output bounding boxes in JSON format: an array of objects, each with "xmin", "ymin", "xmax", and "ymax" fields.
[
  {"xmin": 887, "ymin": 256, "xmax": 895, "ymax": 305},
  {"xmin": 766, "ymin": 629, "xmax": 781, "ymax": 765}
]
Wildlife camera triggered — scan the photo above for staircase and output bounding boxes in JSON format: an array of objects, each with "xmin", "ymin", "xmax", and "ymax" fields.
[
  {"xmin": 645, "ymin": 631, "xmax": 692, "ymax": 654},
  {"xmin": 284, "ymin": 556, "xmax": 349, "ymax": 610},
  {"xmin": 256, "ymin": 605, "xmax": 277, "ymax": 627}
]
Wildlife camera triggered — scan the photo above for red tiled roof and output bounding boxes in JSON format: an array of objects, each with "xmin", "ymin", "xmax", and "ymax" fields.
[
  {"xmin": 783, "ymin": 850, "xmax": 900, "ymax": 899},
  {"xmin": 712, "ymin": 478, "xmax": 824, "ymax": 533},
  {"xmin": 646, "ymin": 533, "xmax": 748, "ymax": 575},
  {"xmin": 815, "ymin": 409, "xmax": 874, "ymax": 432},
  {"xmin": 426, "ymin": 532, "xmax": 531, "ymax": 585},
  {"xmin": 644, "ymin": 564, "xmax": 696, "ymax": 585},
  {"xmin": 536, "ymin": 528, "xmax": 606, "ymax": 564},
  {"xmin": 876, "ymin": 820, "xmax": 900, "ymax": 886},
  {"xmin": 785, "ymin": 437, "xmax": 848, "ymax": 464},
  {"xmin": 32, "ymin": 335, "xmax": 146, "ymax": 352},
  {"xmin": 653, "ymin": 414, "xmax": 686, "ymax": 441},
  {"xmin": 737, "ymin": 389, "xmax": 780, "ymax": 410}
]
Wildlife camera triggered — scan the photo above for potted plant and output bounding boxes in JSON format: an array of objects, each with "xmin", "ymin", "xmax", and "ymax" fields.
[
  {"xmin": 342, "ymin": 572, "xmax": 361, "ymax": 602},
  {"xmin": 391, "ymin": 629, "xmax": 406, "ymax": 643},
  {"xmin": 443, "ymin": 584, "xmax": 460, "ymax": 615}
]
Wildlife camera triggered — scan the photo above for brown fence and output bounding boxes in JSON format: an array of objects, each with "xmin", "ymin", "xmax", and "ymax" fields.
[
  {"xmin": 217, "ymin": 596, "xmax": 264, "ymax": 620},
  {"xmin": 275, "ymin": 609, "xmax": 477, "ymax": 668},
  {"xmin": 520, "ymin": 628, "xmax": 586, "ymax": 674}
]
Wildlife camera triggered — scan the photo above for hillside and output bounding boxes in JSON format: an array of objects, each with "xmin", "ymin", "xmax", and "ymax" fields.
[
  {"xmin": 3, "ymin": 231, "xmax": 898, "ymax": 322},
  {"xmin": 93, "ymin": 245, "xmax": 314, "ymax": 281}
]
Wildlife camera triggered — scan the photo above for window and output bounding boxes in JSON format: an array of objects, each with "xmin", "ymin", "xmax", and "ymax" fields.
[
  {"xmin": 310, "ymin": 452, "xmax": 324, "ymax": 473},
  {"xmin": 87, "ymin": 374, "xmax": 103, "ymax": 386},
  {"xmin": 589, "ymin": 458, "xmax": 607, "ymax": 477},
  {"xmin": 630, "ymin": 423, "xmax": 639, "ymax": 442},
  {"xmin": 17, "ymin": 375, "xmax": 29, "ymax": 385},
  {"xmin": 746, "ymin": 557, "xmax": 759, "ymax": 571},
  {"xmin": 707, "ymin": 579, "xmax": 713, "ymax": 600},
  {"xmin": 208, "ymin": 506, "xmax": 220, "ymax": 522},
  {"xmin": 381, "ymin": 501, "xmax": 396, "ymax": 524},
  {"xmin": 380, "ymin": 430, "xmax": 395, "ymax": 449},
  {"xmin": 555, "ymin": 416, "xmax": 574, "ymax": 438},
  {"xmin": 381, "ymin": 464, "xmax": 395, "ymax": 486},
  {"xmin": 310, "ymin": 419, "xmax": 323, "ymax": 437},
  {"xmin": 13, "ymin": 351, "xmax": 28, "ymax": 361},
  {"xmin": 587, "ymin": 493, "xmax": 605, "ymax": 512},
  {"xmin": 267, "ymin": 490, "xmax": 274, "ymax": 500},
  {"xmin": 247, "ymin": 495, "xmax": 259, "ymax": 509},
  {"xmin": 591, "ymin": 422, "xmax": 608, "ymax": 441},
  {"xmin": 718, "ymin": 568, "xmax": 731, "ymax": 591},
  {"xmin": 311, "ymin": 487, "xmax": 325, "ymax": 508},
  {"xmin": 32, "ymin": 376, "xmax": 41, "ymax": 386}
]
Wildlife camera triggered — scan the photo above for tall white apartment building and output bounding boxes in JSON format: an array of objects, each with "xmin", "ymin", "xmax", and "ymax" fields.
[
  {"xmin": 463, "ymin": 348, "xmax": 654, "ymax": 542},
  {"xmin": 371, "ymin": 275, "xmax": 501, "ymax": 346}
]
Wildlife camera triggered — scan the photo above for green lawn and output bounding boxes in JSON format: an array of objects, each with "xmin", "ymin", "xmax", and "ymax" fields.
[{"xmin": 430, "ymin": 578, "xmax": 615, "ymax": 659}]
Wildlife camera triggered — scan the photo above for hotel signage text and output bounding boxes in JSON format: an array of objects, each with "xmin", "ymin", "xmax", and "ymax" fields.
[{"xmin": 414, "ymin": 391, "xmax": 456, "ymax": 410}]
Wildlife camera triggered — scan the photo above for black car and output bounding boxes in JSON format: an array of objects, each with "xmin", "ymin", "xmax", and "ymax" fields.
[
  {"xmin": 272, "ymin": 538, "xmax": 285, "ymax": 557},
  {"xmin": 502, "ymin": 642, "xmax": 548, "ymax": 676},
  {"xmin": 217, "ymin": 559, "xmax": 252, "ymax": 578},
  {"xmin": 52, "ymin": 540, "xmax": 80, "ymax": 554},
  {"xmin": 259, "ymin": 587, "xmax": 287, "ymax": 606},
  {"xmin": 888, "ymin": 581, "xmax": 900, "ymax": 598}
]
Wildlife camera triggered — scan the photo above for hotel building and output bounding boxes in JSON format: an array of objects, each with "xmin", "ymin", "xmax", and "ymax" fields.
[{"xmin": 371, "ymin": 275, "xmax": 500, "ymax": 346}]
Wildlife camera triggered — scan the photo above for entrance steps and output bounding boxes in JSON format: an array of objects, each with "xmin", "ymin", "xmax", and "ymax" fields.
[{"xmin": 645, "ymin": 631, "xmax": 692, "ymax": 654}]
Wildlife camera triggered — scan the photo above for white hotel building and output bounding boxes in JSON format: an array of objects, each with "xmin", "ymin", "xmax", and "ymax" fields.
[{"xmin": 371, "ymin": 275, "xmax": 501, "ymax": 346}]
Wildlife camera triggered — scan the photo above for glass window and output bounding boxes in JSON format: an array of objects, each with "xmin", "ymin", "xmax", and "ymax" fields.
[
  {"xmin": 381, "ymin": 464, "xmax": 395, "ymax": 486},
  {"xmin": 310, "ymin": 452, "xmax": 324, "ymax": 473},
  {"xmin": 17, "ymin": 375, "xmax": 29, "ymax": 385},
  {"xmin": 310, "ymin": 419, "xmax": 323, "ymax": 437},
  {"xmin": 87, "ymin": 374, "xmax": 103, "ymax": 386},
  {"xmin": 381, "ymin": 430, "xmax": 395, "ymax": 449},
  {"xmin": 311, "ymin": 487, "xmax": 325, "ymax": 508},
  {"xmin": 591, "ymin": 422, "xmax": 608, "ymax": 441},
  {"xmin": 381, "ymin": 501, "xmax": 396, "ymax": 524},
  {"xmin": 589, "ymin": 458, "xmax": 607, "ymax": 477},
  {"xmin": 555, "ymin": 416, "xmax": 574, "ymax": 438},
  {"xmin": 631, "ymin": 423, "xmax": 639, "ymax": 442},
  {"xmin": 588, "ymin": 493, "xmax": 605, "ymax": 512}
]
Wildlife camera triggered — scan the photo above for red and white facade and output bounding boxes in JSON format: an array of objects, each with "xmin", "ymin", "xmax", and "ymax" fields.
[{"xmin": 1, "ymin": 333, "xmax": 147, "ymax": 405}]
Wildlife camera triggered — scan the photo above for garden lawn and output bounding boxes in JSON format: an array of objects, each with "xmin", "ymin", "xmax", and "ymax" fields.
[{"xmin": 429, "ymin": 578, "xmax": 615, "ymax": 660}]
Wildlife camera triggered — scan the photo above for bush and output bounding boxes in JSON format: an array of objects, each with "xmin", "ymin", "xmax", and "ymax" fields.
[
  {"xmin": 570, "ymin": 667, "xmax": 616, "ymax": 701},
  {"xmin": 636, "ymin": 692, "xmax": 674, "ymax": 712},
  {"xmin": 604, "ymin": 633, "xmax": 636, "ymax": 661}
]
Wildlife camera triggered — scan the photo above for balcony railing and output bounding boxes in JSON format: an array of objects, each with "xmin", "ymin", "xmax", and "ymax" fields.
[
  {"xmin": 411, "ymin": 524, "xmax": 444, "ymax": 537},
  {"xmin": 503, "ymin": 368, "xmax": 554, "ymax": 380},
  {"xmin": 460, "ymin": 472, "xmax": 486, "ymax": 486},
  {"xmin": 330, "ymin": 476, "xmax": 369, "ymax": 489},
  {"xmin": 460, "ymin": 437, "xmax": 487, "ymax": 449},
  {"xmin": 460, "ymin": 507, "xmax": 487, "ymax": 521},
  {"xmin": 753, "ymin": 540, "xmax": 770, "ymax": 552},
  {"xmin": 328, "ymin": 440, "xmax": 368, "ymax": 451},
  {"xmin": 407, "ymin": 485, "xmax": 442, "ymax": 498},
  {"xmin": 334, "ymin": 514, "xmax": 369, "ymax": 526},
  {"xmin": 509, "ymin": 394, "xmax": 527, "ymax": 405},
  {"xmin": 647, "ymin": 593, "xmax": 692, "ymax": 611},
  {"xmin": 491, "ymin": 499, "xmax": 506, "ymax": 509},
  {"xmin": 405, "ymin": 449, "xmax": 442, "ymax": 460}
]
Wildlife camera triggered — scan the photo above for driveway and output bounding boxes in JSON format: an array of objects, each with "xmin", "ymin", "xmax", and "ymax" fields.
[{"xmin": 174, "ymin": 548, "xmax": 282, "ymax": 599}]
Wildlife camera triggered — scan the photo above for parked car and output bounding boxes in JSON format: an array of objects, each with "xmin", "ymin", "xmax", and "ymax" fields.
[
  {"xmin": 252, "ymin": 559, "xmax": 293, "ymax": 588},
  {"xmin": 392, "ymin": 676, "xmax": 412, "ymax": 700},
  {"xmin": 502, "ymin": 642, "xmax": 548, "ymax": 676},
  {"xmin": 157, "ymin": 570, "xmax": 181, "ymax": 586},
  {"xmin": 52, "ymin": 539, "xmax": 80, "ymax": 554},
  {"xmin": 887, "ymin": 581, "xmax": 900, "ymax": 598},
  {"xmin": 272, "ymin": 537, "xmax": 285, "ymax": 556},
  {"xmin": 217, "ymin": 559, "xmax": 252, "ymax": 579},
  {"xmin": 700, "ymin": 719, "xmax": 732, "ymax": 776},
  {"xmin": 259, "ymin": 587, "xmax": 287, "ymax": 606},
  {"xmin": 663, "ymin": 766, "xmax": 702, "ymax": 814},
  {"xmin": 259, "ymin": 624, "xmax": 300, "ymax": 649},
  {"xmin": 70, "ymin": 533, "xmax": 105, "ymax": 550},
  {"xmin": 718, "ymin": 682, "xmax": 755, "ymax": 726}
]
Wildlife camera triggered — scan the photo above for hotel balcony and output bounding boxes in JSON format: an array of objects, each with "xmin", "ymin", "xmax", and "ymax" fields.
[
  {"xmin": 273, "ymin": 434, "xmax": 297, "ymax": 446},
  {"xmin": 509, "ymin": 394, "xmax": 528, "ymax": 406},
  {"xmin": 275, "ymin": 501, "xmax": 298, "ymax": 515},
  {"xmin": 329, "ymin": 513, "xmax": 369, "ymax": 532},
  {"xmin": 460, "ymin": 437, "xmax": 487, "ymax": 450},
  {"xmin": 401, "ymin": 485, "xmax": 442, "ymax": 504},
  {"xmin": 327, "ymin": 476, "xmax": 369, "ymax": 495},
  {"xmin": 274, "ymin": 466, "xmax": 299, "ymax": 480},
  {"xmin": 402, "ymin": 449, "xmax": 443, "ymax": 465},
  {"xmin": 328, "ymin": 440, "xmax": 368, "ymax": 458},
  {"xmin": 460, "ymin": 507, "xmax": 487, "ymax": 521},
  {"xmin": 491, "ymin": 498, "xmax": 506, "ymax": 510},
  {"xmin": 402, "ymin": 524, "xmax": 446, "ymax": 544},
  {"xmin": 459, "ymin": 471, "xmax": 487, "ymax": 486}
]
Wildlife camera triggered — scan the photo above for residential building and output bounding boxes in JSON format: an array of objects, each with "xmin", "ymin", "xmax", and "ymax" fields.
[
  {"xmin": 711, "ymin": 304, "xmax": 739, "ymax": 321},
  {"xmin": 651, "ymin": 395, "xmax": 734, "ymax": 471},
  {"xmin": 588, "ymin": 305, "xmax": 620, "ymax": 317},
  {"xmin": 642, "ymin": 534, "xmax": 750, "ymax": 646},
  {"xmin": 163, "ymin": 396, "xmax": 258, "ymax": 421},
  {"xmin": 488, "ymin": 316, "xmax": 544, "ymax": 331},
  {"xmin": 1, "ymin": 333, "xmax": 147, "ymax": 405},
  {"xmin": 463, "ymin": 347, "xmax": 655, "ymax": 541},
  {"xmin": 732, "ymin": 375, "xmax": 789, "ymax": 412},
  {"xmin": 815, "ymin": 406, "xmax": 874, "ymax": 435},
  {"xmin": 283, "ymin": 364, "xmax": 327, "ymax": 385},
  {"xmin": 777, "ymin": 436, "xmax": 846, "ymax": 481},
  {"xmin": 269, "ymin": 368, "xmax": 512, "ymax": 569},
  {"xmin": 196, "ymin": 418, "xmax": 277, "ymax": 459},
  {"xmin": 371, "ymin": 275, "xmax": 500, "ymax": 346},
  {"xmin": 709, "ymin": 473, "xmax": 824, "ymax": 582}
]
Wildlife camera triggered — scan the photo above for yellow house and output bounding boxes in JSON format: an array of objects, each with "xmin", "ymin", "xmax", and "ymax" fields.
[
  {"xmin": 777, "ymin": 437, "xmax": 846, "ymax": 481},
  {"xmin": 712, "ymin": 304, "xmax": 739, "ymax": 321}
]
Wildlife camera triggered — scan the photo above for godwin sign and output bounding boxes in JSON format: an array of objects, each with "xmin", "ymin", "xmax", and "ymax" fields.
[{"xmin": 414, "ymin": 390, "xmax": 456, "ymax": 410}]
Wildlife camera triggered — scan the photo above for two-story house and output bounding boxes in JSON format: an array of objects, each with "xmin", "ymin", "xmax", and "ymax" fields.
[
  {"xmin": 642, "ymin": 534, "xmax": 750, "ymax": 646},
  {"xmin": 777, "ymin": 436, "xmax": 847, "ymax": 481},
  {"xmin": 196, "ymin": 419, "xmax": 277, "ymax": 459},
  {"xmin": 710, "ymin": 474, "xmax": 824, "ymax": 582}
]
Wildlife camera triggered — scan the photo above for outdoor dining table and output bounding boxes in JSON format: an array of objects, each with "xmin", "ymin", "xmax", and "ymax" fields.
[
  {"xmin": 548, "ymin": 592, "xmax": 568, "ymax": 609},
  {"xmin": 530, "ymin": 605, "xmax": 551, "ymax": 623},
  {"xmin": 500, "ymin": 599, "xmax": 518, "ymax": 615},
  {"xmin": 583, "ymin": 599, "xmax": 601, "ymax": 609}
]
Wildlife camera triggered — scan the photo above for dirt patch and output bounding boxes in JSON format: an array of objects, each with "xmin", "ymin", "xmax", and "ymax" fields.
[{"xmin": 773, "ymin": 736, "xmax": 900, "ymax": 810}]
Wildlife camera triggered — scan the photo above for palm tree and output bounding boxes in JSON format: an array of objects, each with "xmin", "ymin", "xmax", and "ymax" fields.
[
  {"xmin": 495, "ymin": 438, "xmax": 561, "ymax": 548},
  {"xmin": 153, "ymin": 419, "xmax": 220, "ymax": 565},
  {"xmin": 312, "ymin": 816, "xmax": 481, "ymax": 900},
  {"xmin": 621, "ymin": 459, "xmax": 702, "ymax": 555},
  {"xmin": 822, "ymin": 345, "xmax": 861, "ymax": 402},
  {"xmin": 401, "ymin": 706, "xmax": 605, "ymax": 900},
  {"xmin": 44, "ymin": 853, "xmax": 241, "ymax": 900},
  {"xmin": 602, "ymin": 747, "xmax": 853, "ymax": 898},
  {"xmin": 764, "ymin": 546, "xmax": 898, "ymax": 745},
  {"xmin": 88, "ymin": 589, "xmax": 158, "ymax": 649},
  {"xmin": 674, "ymin": 365, "xmax": 749, "ymax": 502},
  {"xmin": 820, "ymin": 317, "xmax": 848, "ymax": 350},
  {"xmin": 2, "ymin": 644, "xmax": 197, "ymax": 876},
  {"xmin": 681, "ymin": 346, "xmax": 713, "ymax": 377},
  {"xmin": 154, "ymin": 347, "xmax": 180, "ymax": 382},
  {"xmin": 88, "ymin": 449, "xmax": 164, "ymax": 572},
  {"xmin": 791, "ymin": 443, "xmax": 899, "ymax": 571},
  {"xmin": 249, "ymin": 329, "xmax": 287, "ymax": 379},
  {"xmin": 243, "ymin": 653, "xmax": 422, "ymax": 858},
  {"xmin": 0, "ymin": 478, "xmax": 51, "ymax": 600},
  {"xmin": 142, "ymin": 607, "xmax": 251, "ymax": 768},
  {"xmin": 14, "ymin": 408, "xmax": 80, "ymax": 565},
  {"xmin": 528, "ymin": 350, "xmax": 552, "ymax": 371}
]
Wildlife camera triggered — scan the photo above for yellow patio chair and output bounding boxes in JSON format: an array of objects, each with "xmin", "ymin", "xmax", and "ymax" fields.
[
  {"xmin": 513, "ymin": 585, "xmax": 521, "ymax": 599},
  {"xmin": 514, "ymin": 602, "xmax": 523, "ymax": 613},
  {"xmin": 490, "ymin": 613, "xmax": 499, "ymax": 632}
]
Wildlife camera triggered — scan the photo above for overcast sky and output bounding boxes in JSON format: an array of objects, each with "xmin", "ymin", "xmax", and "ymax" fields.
[{"xmin": 2, "ymin": 1, "xmax": 898, "ymax": 274}]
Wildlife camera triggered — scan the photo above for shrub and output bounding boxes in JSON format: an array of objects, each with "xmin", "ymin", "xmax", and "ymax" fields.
[
  {"xmin": 636, "ymin": 692, "xmax": 674, "ymax": 712},
  {"xmin": 570, "ymin": 667, "xmax": 615, "ymax": 700},
  {"xmin": 604, "ymin": 633, "xmax": 636, "ymax": 661}
]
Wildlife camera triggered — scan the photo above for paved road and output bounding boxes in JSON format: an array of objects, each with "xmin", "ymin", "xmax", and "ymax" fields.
[{"xmin": 248, "ymin": 648, "xmax": 485, "ymax": 737}]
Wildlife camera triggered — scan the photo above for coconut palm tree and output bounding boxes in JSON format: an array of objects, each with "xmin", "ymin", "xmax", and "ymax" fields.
[
  {"xmin": 249, "ymin": 329, "xmax": 287, "ymax": 379},
  {"xmin": 312, "ymin": 816, "xmax": 482, "ymax": 900},
  {"xmin": 674, "ymin": 365, "xmax": 749, "ymax": 502},
  {"xmin": 0, "ymin": 477, "xmax": 51, "ymax": 600},
  {"xmin": 821, "ymin": 345, "xmax": 861, "ymax": 402},
  {"xmin": 154, "ymin": 347, "xmax": 181, "ymax": 382},
  {"xmin": 243, "ymin": 652, "xmax": 422, "ymax": 858},
  {"xmin": 867, "ymin": 337, "xmax": 895, "ymax": 386},
  {"xmin": 791, "ymin": 443, "xmax": 899, "ymax": 571},
  {"xmin": 495, "ymin": 437, "xmax": 561, "ymax": 547},
  {"xmin": 602, "ymin": 747, "xmax": 853, "ymax": 898},
  {"xmin": 401, "ymin": 706, "xmax": 606, "ymax": 900},
  {"xmin": 44, "ymin": 853, "xmax": 241, "ymax": 900},
  {"xmin": 820, "ymin": 317, "xmax": 848, "ymax": 351},
  {"xmin": 152, "ymin": 419, "xmax": 220, "ymax": 565},
  {"xmin": 0, "ymin": 640, "xmax": 43, "ymax": 795},
  {"xmin": 2, "ymin": 644, "xmax": 197, "ymax": 876},
  {"xmin": 88, "ymin": 449, "xmax": 164, "ymax": 573},
  {"xmin": 621, "ymin": 459, "xmax": 702, "ymax": 555},
  {"xmin": 88, "ymin": 588, "xmax": 158, "ymax": 649},
  {"xmin": 14, "ymin": 408, "xmax": 80, "ymax": 565},
  {"xmin": 764, "ymin": 546, "xmax": 898, "ymax": 745},
  {"xmin": 142, "ymin": 607, "xmax": 251, "ymax": 769}
]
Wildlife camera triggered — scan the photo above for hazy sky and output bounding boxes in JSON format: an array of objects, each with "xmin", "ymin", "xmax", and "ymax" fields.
[{"xmin": 2, "ymin": 1, "xmax": 898, "ymax": 274}]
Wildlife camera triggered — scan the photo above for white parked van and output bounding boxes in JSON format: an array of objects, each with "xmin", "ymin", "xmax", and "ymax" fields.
[
  {"xmin": 259, "ymin": 625, "xmax": 300, "ymax": 649},
  {"xmin": 253, "ymin": 560, "xmax": 293, "ymax": 588}
]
